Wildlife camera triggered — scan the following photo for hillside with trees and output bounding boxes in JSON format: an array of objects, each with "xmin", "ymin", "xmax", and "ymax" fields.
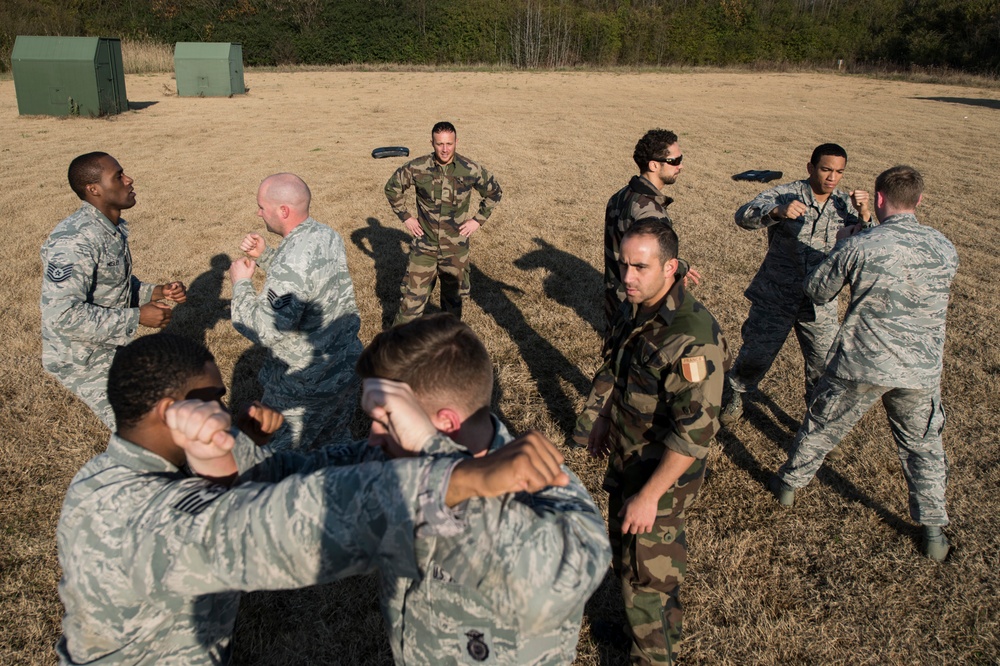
[{"xmin": 2, "ymin": 0, "xmax": 998, "ymax": 73}]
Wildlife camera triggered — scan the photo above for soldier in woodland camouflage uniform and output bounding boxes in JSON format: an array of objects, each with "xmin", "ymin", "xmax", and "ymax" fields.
[
  {"xmin": 722, "ymin": 144, "xmax": 872, "ymax": 424},
  {"xmin": 231, "ymin": 173, "xmax": 362, "ymax": 450},
  {"xmin": 575, "ymin": 220, "xmax": 730, "ymax": 665},
  {"xmin": 771, "ymin": 166, "xmax": 958, "ymax": 562},
  {"xmin": 40, "ymin": 152, "xmax": 187, "ymax": 429},
  {"xmin": 57, "ymin": 333, "xmax": 568, "ymax": 665},
  {"xmin": 604, "ymin": 129, "xmax": 699, "ymax": 338},
  {"xmin": 384, "ymin": 121, "xmax": 502, "ymax": 325},
  {"xmin": 326, "ymin": 314, "xmax": 609, "ymax": 665}
]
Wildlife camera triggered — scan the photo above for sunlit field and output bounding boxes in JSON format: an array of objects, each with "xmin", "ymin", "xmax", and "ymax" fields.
[{"xmin": 1, "ymin": 69, "xmax": 998, "ymax": 664}]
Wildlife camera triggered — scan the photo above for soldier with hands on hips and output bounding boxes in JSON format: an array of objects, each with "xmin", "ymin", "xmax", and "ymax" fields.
[
  {"xmin": 41, "ymin": 152, "xmax": 186, "ymax": 429},
  {"xmin": 384, "ymin": 121, "xmax": 502, "ymax": 325}
]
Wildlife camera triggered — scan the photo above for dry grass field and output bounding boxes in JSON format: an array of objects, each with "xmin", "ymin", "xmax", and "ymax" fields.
[{"xmin": 1, "ymin": 69, "xmax": 998, "ymax": 665}]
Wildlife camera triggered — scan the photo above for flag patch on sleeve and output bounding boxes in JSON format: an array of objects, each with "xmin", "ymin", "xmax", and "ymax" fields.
[{"xmin": 681, "ymin": 356, "xmax": 707, "ymax": 383}]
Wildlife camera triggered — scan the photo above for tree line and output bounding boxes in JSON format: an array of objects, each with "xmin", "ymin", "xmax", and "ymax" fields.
[{"xmin": 3, "ymin": 0, "xmax": 998, "ymax": 74}]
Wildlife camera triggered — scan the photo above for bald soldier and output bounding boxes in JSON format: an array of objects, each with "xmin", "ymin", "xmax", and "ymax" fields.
[
  {"xmin": 231, "ymin": 173, "xmax": 363, "ymax": 450},
  {"xmin": 41, "ymin": 151, "xmax": 187, "ymax": 429}
]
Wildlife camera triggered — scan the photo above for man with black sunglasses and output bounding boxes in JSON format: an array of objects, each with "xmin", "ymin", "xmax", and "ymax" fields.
[
  {"xmin": 603, "ymin": 129, "xmax": 699, "ymax": 343},
  {"xmin": 722, "ymin": 143, "xmax": 872, "ymax": 426}
]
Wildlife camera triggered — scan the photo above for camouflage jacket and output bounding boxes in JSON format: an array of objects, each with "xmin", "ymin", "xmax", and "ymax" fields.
[
  {"xmin": 805, "ymin": 212, "xmax": 958, "ymax": 389},
  {"xmin": 242, "ymin": 417, "xmax": 610, "ymax": 665},
  {"xmin": 384, "ymin": 153, "xmax": 502, "ymax": 250},
  {"xmin": 576, "ymin": 282, "xmax": 731, "ymax": 484},
  {"xmin": 56, "ymin": 431, "xmax": 469, "ymax": 665},
  {"xmin": 40, "ymin": 203, "xmax": 153, "ymax": 375},
  {"xmin": 231, "ymin": 218, "xmax": 362, "ymax": 401},
  {"xmin": 736, "ymin": 179, "xmax": 870, "ymax": 302},
  {"xmin": 604, "ymin": 176, "xmax": 674, "ymax": 329}
]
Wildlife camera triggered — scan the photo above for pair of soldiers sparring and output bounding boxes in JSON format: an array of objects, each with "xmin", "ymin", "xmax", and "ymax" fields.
[
  {"xmin": 589, "ymin": 131, "xmax": 956, "ymax": 665},
  {"xmin": 56, "ymin": 315, "xmax": 611, "ymax": 665}
]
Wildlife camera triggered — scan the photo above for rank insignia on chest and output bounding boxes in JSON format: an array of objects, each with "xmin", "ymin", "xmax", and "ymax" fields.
[
  {"xmin": 267, "ymin": 289, "xmax": 293, "ymax": 311},
  {"xmin": 681, "ymin": 356, "xmax": 708, "ymax": 383},
  {"xmin": 465, "ymin": 630, "xmax": 490, "ymax": 662},
  {"xmin": 45, "ymin": 263, "xmax": 73, "ymax": 283}
]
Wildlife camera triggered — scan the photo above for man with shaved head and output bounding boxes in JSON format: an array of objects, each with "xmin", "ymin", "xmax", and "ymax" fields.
[{"xmin": 230, "ymin": 173, "xmax": 363, "ymax": 450}]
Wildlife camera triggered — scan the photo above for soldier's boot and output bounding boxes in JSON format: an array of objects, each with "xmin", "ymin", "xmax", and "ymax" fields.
[
  {"xmin": 720, "ymin": 390, "xmax": 745, "ymax": 426},
  {"xmin": 769, "ymin": 475, "xmax": 795, "ymax": 507},
  {"xmin": 923, "ymin": 526, "xmax": 951, "ymax": 562}
]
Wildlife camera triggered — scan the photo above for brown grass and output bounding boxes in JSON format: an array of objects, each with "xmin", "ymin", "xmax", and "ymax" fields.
[
  {"xmin": 120, "ymin": 39, "xmax": 174, "ymax": 75},
  {"xmin": 1, "ymin": 70, "xmax": 998, "ymax": 665}
]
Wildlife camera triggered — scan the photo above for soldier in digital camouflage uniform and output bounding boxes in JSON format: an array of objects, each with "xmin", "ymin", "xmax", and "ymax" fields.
[
  {"xmin": 771, "ymin": 165, "xmax": 958, "ymax": 562},
  {"xmin": 40, "ymin": 152, "xmax": 187, "ymax": 429},
  {"xmin": 384, "ymin": 121, "xmax": 502, "ymax": 326},
  {"xmin": 722, "ymin": 143, "xmax": 872, "ymax": 424},
  {"xmin": 57, "ymin": 332, "xmax": 568, "ymax": 665},
  {"xmin": 230, "ymin": 173, "xmax": 363, "ymax": 450},
  {"xmin": 575, "ymin": 220, "xmax": 730, "ymax": 665},
  {"xmin": 320, "ymin": 314, "xmax": 610, "ymax": 665},
  {"xmin": 604, "ymin": 129, "xmax": 700, "ymax": 339}
]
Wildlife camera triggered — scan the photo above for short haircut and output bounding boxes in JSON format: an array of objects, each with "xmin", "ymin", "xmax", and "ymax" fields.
[
  {"xmin": 68, "ymin": 152, "xmax": 111, "ymax": 200},
  {"xmin": 810, "ymin": 143, "xmax": 848, "ymax": 165},
  {"xmin": 875, "ymin": 165, "xmax": 924, "ymax": 210},
  {"xmin": 623, "ymin": 217, "xmax": 679, "ymax": 263},
  {"xmin": 432, "ymin": 121, "xmax": 457, "ymax": 137},
  {"xmin": 357, "ymin": 314, "xmax": 492, "ymax": 414},
  {"xmin": 260, "ymin": 173, "xmax": 311, "ymax": 212},
  {"xmin": 108, "ymin": 333, "xmax": 215, "ymax": 431},
  {"xmin": 633, "ymin": 129, "xmax": 679, "ymax": 171}
]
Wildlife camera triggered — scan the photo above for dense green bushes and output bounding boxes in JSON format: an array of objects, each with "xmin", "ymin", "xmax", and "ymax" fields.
[{"xmin": 2, "ymin": 0, "xmax": 998, "ymax": 74}]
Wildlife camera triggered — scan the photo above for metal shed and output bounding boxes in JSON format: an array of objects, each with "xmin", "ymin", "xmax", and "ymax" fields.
[
  {"xmin": 11, "ymin": 36, "xmax": 128, "ymax": 117},
  {"xmin": 174, "ymin": 42, "xmax": 245, "ymax": 97}
]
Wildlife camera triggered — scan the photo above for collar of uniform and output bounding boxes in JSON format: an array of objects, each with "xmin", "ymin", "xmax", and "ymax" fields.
[
  {"xmin": 103, "ymin": 433, "xmax": 184, "ymax": 475},
  {"xmin": 81, "ymin": 201, "xmax": 125, "ymax": 238},
  {"xmin": 629, "ymin": 174, "xmax": 674, "ymax": 206},
  {"xmin": 419, "ymin": 413, "xmax": 509, "ymax": 457},
  {"xmin": 284, "ymin": 216, "xmax": 317, "ymax": 241},
  {"xmin": 878, "ymin": 212, "xmax": 918, "ymax": 226},
  {"xmin": 486, "ymin": 414, "xmax": 512, "ymax": 454}
]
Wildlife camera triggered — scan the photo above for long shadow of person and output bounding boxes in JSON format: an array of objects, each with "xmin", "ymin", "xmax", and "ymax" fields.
[
  {"xmin": 469, "ymin": 264, "xmax": 592, "ymax": 436},
  {"xmin": 513, "ymin": 237, "xmax": 604, "ymax": 336},
  {"xmin": 350, "ymin": 217, "xmax": 412, "ymax": 328},
  {"xmin": 166, "ymin": 253, "xmax": 232, "ymax": 345}
]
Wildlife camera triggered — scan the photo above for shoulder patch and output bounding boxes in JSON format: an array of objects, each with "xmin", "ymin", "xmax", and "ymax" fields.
[
  {"xmin": 172, "ymin": 485, "xmax": 226, "ymax": 515},
  {"xmin": 681, "ymin": 356, "xmax": 708, "ymax": 383},
  {"xmin": 465, "ymin": 630, "xmax": 490, "ymax": 662},
  {"xmin": 267, "ymin": 289, "xmax": 293, "ymax": 311},
  {"xmin": 45, "ymin": 263, "xmax": 74, "ymax": 283}
]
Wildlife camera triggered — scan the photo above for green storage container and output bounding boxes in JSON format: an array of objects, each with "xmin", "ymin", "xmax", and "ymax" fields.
[
  {"xmin": 11, "ymin": 36, "xmax": 128, "ymax": 117},
  {"xmin": 174, "ymin": 42, "xmax": 245, "ymax": 97}
]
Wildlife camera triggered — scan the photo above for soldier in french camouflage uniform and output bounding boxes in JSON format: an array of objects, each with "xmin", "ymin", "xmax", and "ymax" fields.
[
  {"xmin": 771, "ymin": 165, "xmax": 958, "ymax": 562},
  {"xmin": 40, "ymin": 152, "xmax": 187, "ymax": 429},
  {"xmin": 231, "ymin": 173, "xmax": 363, "ymax": 450},
  {"xmin": 575, "ymin": 220, "xmax": 730, "ymax": 665},
  {"xmin": 604, "ymin": 129, "xmax": 700, "ymax": 338},
  {"xmin": 384, "ymin": 121, "xmax": 502, "ymax": 325},
  {"xmin": 336, "ymin": 314, "xmax": 610, "ymax": 664},
  {"xmin": 722, "ymin": 143, "xmax": 872, "ymax": 424},
  {"xmin": 57, "ymin": 333, "xmax": 568, "ymax": 665}
]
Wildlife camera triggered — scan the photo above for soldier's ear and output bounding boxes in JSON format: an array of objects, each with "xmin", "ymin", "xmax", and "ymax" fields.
[
  {"xmin": 154, "ymin": 397, "xmax": 176, "ymax": 426},
  {"xmin": 432, "ymin": 407, "xmax": 463, "ymax": 435}
]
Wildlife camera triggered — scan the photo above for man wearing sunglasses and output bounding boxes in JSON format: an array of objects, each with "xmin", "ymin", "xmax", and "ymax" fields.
[
  {"xmin": 722, "ymin": 143, "xmax": 872, "ymax": 426},
  {"xmin": 604, "ymin": 129, "xmax": 699, "ymax": 342}
]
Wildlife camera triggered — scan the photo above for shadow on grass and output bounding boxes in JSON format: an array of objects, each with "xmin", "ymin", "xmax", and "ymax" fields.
[
  {"xmin": 127, "ymin": 100, "xmax": 158, "ymax": 110},
  {"xmin": 350, "ymin": 217, "xmax": 411, "ymax": 328},
  {"xmin": 910, "ymin": 96, "xmax": 1000, "ymax": 110},
  {"xmin": 165, "ymin": 253, "xmax": 231, "ymax": 345},
  {"xmin": 513, "ymin": 237, "xmax": 604, "ymax": 336}
]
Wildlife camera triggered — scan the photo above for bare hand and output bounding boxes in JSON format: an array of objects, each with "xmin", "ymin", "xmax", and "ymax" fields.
[
  {"xmin": 836, "ymin": 223, "xmax": 863, "ymax": 241},
  {"xmin": 361, "ymin": 378, "xmax": 437, "ymax": 454},
  {"xmin": 160, "ymin": 281, "xmax": 187, "ymax": 304},
  {"xmin": 240, "ymin": 232, "xmax": 266, "ymax": 259},
  {"xmin": 229, "ymin": 257, "xmax": 257, "ymax": 284},
  {"xmin": 459, "ymin": 219, "xmax": 481, "ymax": 237},
  {"xmin": 139, "ymin": 301, "xmax": 172, "ymax": 328},
  {"xmin": 588, "ymin": 416, "xmax": 612, "ymax": 459},
  {"xmin": 448, "ymin": 431, "xmax": 570, "ymax": 506},
  {"xmin": 235, "ymin": 401, "xmax": 285, "ymax": 447},
  {"xmin": 619, "ymin": 491, "xmax": 658, "ymax": 535},
  {"xmin": 850, "ymin": 190, "xmax": 871, "ymax": 219},
  {"xmin": 775, "ymin": 200, "xmax": 808, "ymax": 220},
  {"xmin": 684, "ymin": 266, "xmax": 702, "ymax": 288},
  {"xmin": 403, "ymin": 217, "xmax": 423, "ymax": 237},
  {"xmin": 165, "ymin": 399, "xmax": 238, "ymax": 478}
]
